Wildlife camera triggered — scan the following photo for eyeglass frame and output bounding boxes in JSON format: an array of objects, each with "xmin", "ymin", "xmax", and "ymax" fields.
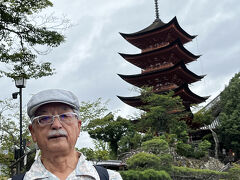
[{"xmin": 31, "ymin": 112, "xmax": 79, "ymax": 126}]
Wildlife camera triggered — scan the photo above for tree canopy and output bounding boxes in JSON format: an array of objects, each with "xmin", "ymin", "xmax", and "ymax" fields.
[
  {"xmin": 0, "ymin": 0, "xmax": 65, "ymax": 79},
  {"xmin": 218, "ymin": 72, "xmax": 240, "ymax": 157},
  {"xmin": 86, "ymin": 113, "xmax": 133, "ymax": 158},
  {"xmin": 0, "ymin": 99, "xmax": 33, "ymax": 176},
  {"xmin": 138, "ymin": 89, "xmax": 187, "ymax": 135}
]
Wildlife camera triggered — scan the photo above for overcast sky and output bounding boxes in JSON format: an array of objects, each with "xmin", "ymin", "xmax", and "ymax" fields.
[{"xmin": 1, "ymin": 0, "xmax": 240, "ymax": 148}]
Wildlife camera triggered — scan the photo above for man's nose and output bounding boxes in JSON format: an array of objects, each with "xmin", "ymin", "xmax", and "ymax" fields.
[{"xmin": 51, "ymin": 116, "xmax": 62, "ymax": 129}]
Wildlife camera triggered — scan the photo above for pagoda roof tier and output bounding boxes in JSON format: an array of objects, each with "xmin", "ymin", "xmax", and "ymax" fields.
[
  {"xmin": 118, "ymin": 61, "xmax": 204, "ymax": 88},
  {"xmin": 117, "ymin": 84, "xmax": 208, "ymax": 109},
  {"xmin": 173, "ymin": 84, "xmax": 209, "ymax": 106},
  {"xmin": 119, "ymin": 39, "xmax": 200, "ymax": 70},
  {"xmin": 120, "ymin": 17, "xmax": 196, "ymax": 50},
  {"xmin": 117, "ymin": 96, "xmax": 145, "ymax": 109}
]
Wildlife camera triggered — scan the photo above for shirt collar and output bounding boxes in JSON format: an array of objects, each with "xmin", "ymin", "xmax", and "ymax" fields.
[
  {"xmin": 75, "ymin": 153, "xmax": 99, "ymax": 179},
  {"xmin": 27, "ymin": 153, "xmax": 99, "ymax": 179}
]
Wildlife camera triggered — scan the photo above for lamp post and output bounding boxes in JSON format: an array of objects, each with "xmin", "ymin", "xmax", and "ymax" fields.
[{"xmin": 12, "ymin": 78, "xmax": 26, "ymax": 173}]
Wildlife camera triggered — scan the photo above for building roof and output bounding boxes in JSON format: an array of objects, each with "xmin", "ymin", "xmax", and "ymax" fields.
[
  {"xmin": 119, "ymin": 39, "xmax": 200, "ymax": 69},
  {"xmin": 120, "ymin": 17, "xmax": 196, "ymax": 50},
  {"xmin": 118, "ymin": 61, "xmax": 204, "ymax": 88},
  {"xmin": 117, "ymin": 84, "xmax": 208, "ymax": 109}
]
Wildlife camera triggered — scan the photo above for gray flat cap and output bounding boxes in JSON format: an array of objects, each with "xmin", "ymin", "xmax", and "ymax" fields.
[{"xmin": 27, "ymin": 89, "xmax": 80, "ymax": 118}]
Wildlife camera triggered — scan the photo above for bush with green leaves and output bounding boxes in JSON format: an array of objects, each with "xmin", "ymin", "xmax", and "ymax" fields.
[
  {"xmin": 118, "ymin": 131, "xmax": 142, "ymax": 154},
  {"xmin": 126, "ymin": 152, "xmax": 173, "ymax": 173},
  {"xmin": 159, "ymin": 154, "xmax": 173, "ymax": 172},
  {"xmin": 120, "ymin": 169, "xmax": 172, "ymax": 180},
  {"xmin": 142, "ymin": 137, "xmax": 169, "ymax": 155},
  {"xmin": 127, "ymin": 152, "xmax": 160, "ymax": 170},
  {"xmin": 176, "ymin": 140, "xmax": 211, "ymax": 159},
  {"xmin": 227, "ymin": 163, "xmax": 240, "ymax": 180},
  {"xmin": 171, "ymin": 166, "xmax": 227, "ymax": 179},
  {"xmin": 176, "ymin": 141, "xmax": 193, "ymax": 157}
]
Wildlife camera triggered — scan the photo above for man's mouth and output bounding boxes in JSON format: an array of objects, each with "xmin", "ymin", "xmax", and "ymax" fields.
[{"xmin": 48, "ymin": 135, "xmax": 67, "ymax": 139}]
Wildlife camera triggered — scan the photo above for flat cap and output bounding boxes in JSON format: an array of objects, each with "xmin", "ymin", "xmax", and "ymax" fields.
[{"xmin": 27, "ymin": 89, "xmax": 80, "ymax": 118}]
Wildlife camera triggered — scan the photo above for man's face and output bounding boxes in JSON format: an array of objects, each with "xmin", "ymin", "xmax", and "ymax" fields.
[{"xmin": 29, "ymin": 103, "xmax": 81, "ymax": 155}]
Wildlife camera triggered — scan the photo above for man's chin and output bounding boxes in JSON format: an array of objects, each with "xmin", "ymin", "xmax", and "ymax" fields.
[{"xmin": 43, "ymin": 141, "xmax": 70, "ymax": 153}]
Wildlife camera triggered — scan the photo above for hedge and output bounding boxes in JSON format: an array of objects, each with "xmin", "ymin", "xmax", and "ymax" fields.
[
  {"xmin": 171, "ymin": 166, "xmax": 228, "ymax": 179},
  {"xmin": 120, "ymin": 169, "xmax": 172, "ymax": 180}
]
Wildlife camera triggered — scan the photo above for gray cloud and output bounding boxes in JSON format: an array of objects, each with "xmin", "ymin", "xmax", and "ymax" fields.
[{"xmin": 1, "ymin": 0, "xmax": 239, "ymax": 148}]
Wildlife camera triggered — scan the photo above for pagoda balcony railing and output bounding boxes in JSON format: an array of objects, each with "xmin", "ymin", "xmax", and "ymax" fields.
[
  {"xmin": 142, "ymin": 42, "xmax": 169, "ymax": 53},
  {"xmin": 153, "ymin": 84, "xmax": 178, "ymax": 93},
  {"xmin": 142, "ymin": 62, "xmax": 173, "ymax": 73}
]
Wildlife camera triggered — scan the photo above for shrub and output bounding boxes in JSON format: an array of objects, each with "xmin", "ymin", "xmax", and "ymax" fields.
[
  {"xmin": 159, "ymin": 154, "xmax": 173, "ymax": 172},
  {"xmin": 198, "ymin": 140, "xmax": 211, "ymax": 155},
  {"xmin": 120, "ymin": 170, "xmax": 139, "ymax": 180},
  {"xmin": 120, "ymin": 169, "xmax": 172, "ymax": 180},
  {"xmin": 176, "ymin": 140, "xmax": 211, "ymax": 159},
  {"xmin": 142, "ymin": 137, "xmax": 169, "ymax": 155},
  {"xmin": 171, "ymin": 166, "xmax": 227, "ymax": 179},
  {"xmin": 142, "ymin": 169, "xmax": 172, "ymax": 180},
  {"xmin": 176, "ymin": 141, "xmax": 193, "ymax": 157},
  {"xmin": 228, "ymin": 163, "xmax": 240, "ymax": 180},
  {"xmin": 126, "ymin": 152, "xmax": 160, "ymax": 170}
]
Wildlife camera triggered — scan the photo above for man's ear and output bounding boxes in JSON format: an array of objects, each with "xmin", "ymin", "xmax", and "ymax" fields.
[
  {"xmin": 29, "ymin": 124, "xmax": 37, "ymax": 142},
  {"xmin": 78, "ymin": 120, "xmax": 82, "ymax": 129}
]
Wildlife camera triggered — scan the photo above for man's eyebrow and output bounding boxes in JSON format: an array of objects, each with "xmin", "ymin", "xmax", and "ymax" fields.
[
  {"xmin": 35, "ymin": 110, "xmax": 48, "ymax": 116},
  {"xmin": 61, "ymin": 105, "xmax": 72, "ymax": 110}
]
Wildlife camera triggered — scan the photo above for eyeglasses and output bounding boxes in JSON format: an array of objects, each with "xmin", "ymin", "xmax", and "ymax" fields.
[{"xmin": 32, "ymin": 112, "xmax": 79, "ymax": 126}]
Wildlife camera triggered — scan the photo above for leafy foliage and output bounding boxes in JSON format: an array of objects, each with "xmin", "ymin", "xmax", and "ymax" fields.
[
  {"xmin": 78, "ymin": 140, "xmax": 110, "ymax": 162},
  {"xmin": 0, "ymin": 99, "xmax": 33, "ymax": 176},
  {"xmin": 86, "ymin": 113, "xmax": 132, "ymax": 158},
  {"xmin": 79, "ymin": 98, "xmax": 108, "ymax": 129},
  {"xmin": 227, "ymin": 163, "xmax": 240, "ymax": 180},
  {"xmin": 176, "ymin": 140, "xmax": 211, "ymax": 159},
  {"xmin": 192, "ymin": 109, "xmax": 213, "ymax": 127},
  {"xmin": 218, "ymin": 72, "xmax": 240, "ymax": 157},
  {"xmin": 79, "ymin": 147, "xmax": 109, "ymax": 162},
  {"xmin": 138, "ymin": 89, "xmax": 186, "ymax": 135},
  {"xmin": 118, "ymin": 131, "xmax": 142, "ymax": 155},
  {"xmin": 126, "ymin": 152, "xmax": 161, "ymax": 170},
  {"xmin": 126, "ymin": 151, "xmax": 173, "ymax": 173},
  {"xmin": 0, "ymin": 0, "xmax": 65, "ymax": 79},
  {"xmin": 142, "ymin": 137, "xmax": 169, "ymax": 155},
  {"xmin": 120, "ymin": 169, "xmax": 172, "ymax": 180},
  {"xmin": 171, "ymin": 166, "xmax": 227, "ymax": 179}
]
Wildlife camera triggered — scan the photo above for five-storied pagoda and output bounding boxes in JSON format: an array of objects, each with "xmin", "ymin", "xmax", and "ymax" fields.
[{"xmin": 117, "ymin": 0, "xmax": 208, "ymax": 128}]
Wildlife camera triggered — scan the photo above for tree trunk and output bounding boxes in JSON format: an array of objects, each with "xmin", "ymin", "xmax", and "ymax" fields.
[{"xmin": 209, "ymin": 127, "xmax": 219, "ymax": 159}]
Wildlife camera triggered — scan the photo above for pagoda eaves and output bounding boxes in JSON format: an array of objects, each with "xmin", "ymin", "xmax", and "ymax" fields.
[
  {"xmin": 118, "ymin": 61, "xmax": 204, "ymax": 88},
  {"xmin": 119, "ymin": 39, "xmax": 200, "ymax": 70},
  {"xmin": 118, "ymin": 84, "xmax": 208, "ymax": 109},
  {"xmin": 120, "ymin": 17, "xmax": 196, "ymax": 51}
]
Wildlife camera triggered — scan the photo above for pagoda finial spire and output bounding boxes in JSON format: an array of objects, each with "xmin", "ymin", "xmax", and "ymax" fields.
[{"xmin": 154, "ymin": 0, "xmax": 160, "ymax": 19}]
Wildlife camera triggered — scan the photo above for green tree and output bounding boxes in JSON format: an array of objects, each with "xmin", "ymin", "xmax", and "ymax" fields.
[
  {"xmin": 192, "ymin": 109, "xmax": 213, "ymax": 127},
  {"xmin": 79, "ymin": 98, "xmax": 108, "ymax": 129},
  {"xmin": 0, "ymin": 0, "xmax": 65, "ymax": 79},
  {"xmin": 0, "ymin": 99, "xmax": 33, "ymax": 176},
  {"xmin": 138, "ymin": 89, "xmax": 187, "ymax": 135},
  {"xmin": 78, "ymin": 140, "xmax": 110, "ymax": 162},
  {"xmin": 86, "ymin": 113, "xmax": 132, "ymax": 158},
  {"xmin": 218, "ymin": 72, "xmax": 240, "ymax": 157},
  {"xmin": 118, "ymin": 131, "xmax": 142, "ymax": 155}
]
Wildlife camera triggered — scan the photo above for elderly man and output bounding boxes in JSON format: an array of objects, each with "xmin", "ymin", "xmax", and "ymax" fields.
[{"xmin": 15, "ymin": 89, "xmax": 122, "ymax": 180}]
